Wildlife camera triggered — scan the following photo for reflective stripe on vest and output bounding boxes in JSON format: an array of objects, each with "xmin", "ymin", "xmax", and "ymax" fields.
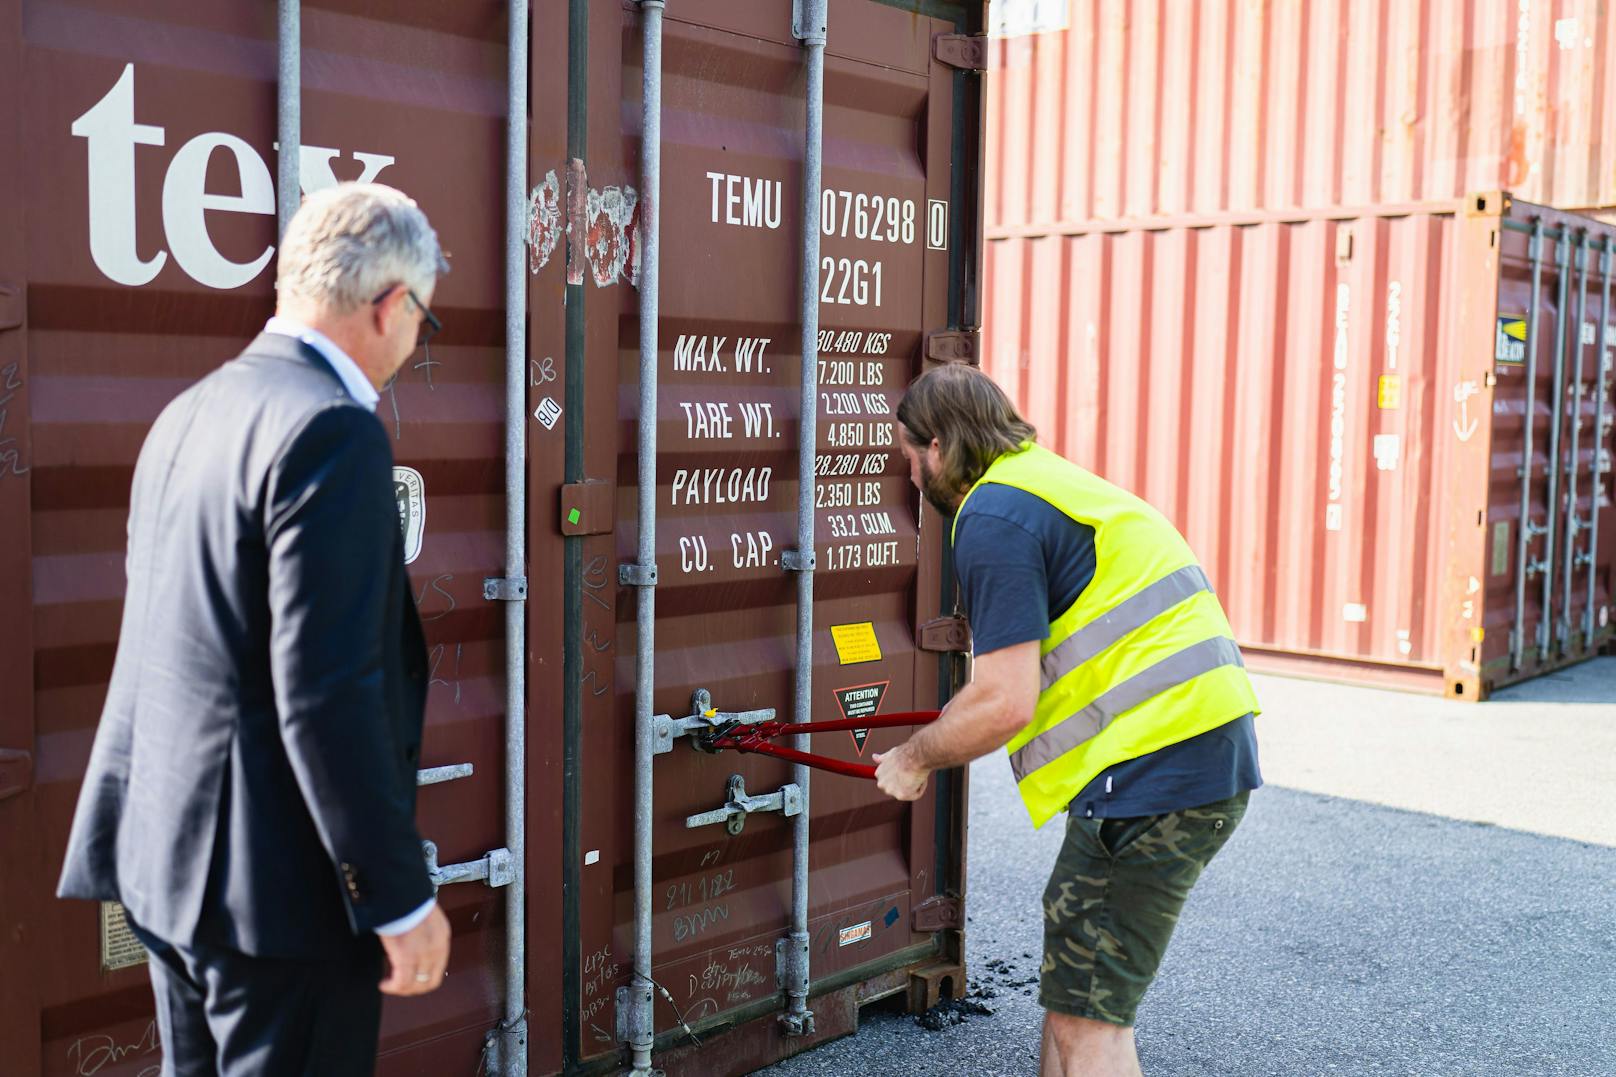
[
  {"xmin": 1012, "ymin": 635, "xmax": 1245, "ymax": 781},
  {"xmin": 1038, "ymin": 565, "xmax": 1213, "ymax": 690}
]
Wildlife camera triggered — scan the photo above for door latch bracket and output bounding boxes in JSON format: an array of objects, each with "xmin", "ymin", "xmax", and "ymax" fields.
[
  {"xmin": 685, "ymin": 774, "xmax": 803, "ymax": 835},
  {"xmin": 653, "ymin": 688, "xmax": 775, "ymax": 756},
  {"xmin": 421, "ymin": 840, "xmax": 515, "ymax": 889}
]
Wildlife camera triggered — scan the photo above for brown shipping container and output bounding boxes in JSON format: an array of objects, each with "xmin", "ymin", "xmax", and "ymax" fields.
[
  {"xmin": 0, "ymin": 2, "xmax": 987, "ymax": 1075},
  {"xmin": 986, "ymin": 0, "xmax": 1616, "ymax": 231},
  {"xmin": 984, "ymin": 192, "xmax": 1616, "ymax": 697}
]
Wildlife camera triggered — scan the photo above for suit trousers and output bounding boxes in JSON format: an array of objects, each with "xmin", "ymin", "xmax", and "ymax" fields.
[{"xmin": 127, "ymin": 917, "xmax": 385, "ymax": 1077}]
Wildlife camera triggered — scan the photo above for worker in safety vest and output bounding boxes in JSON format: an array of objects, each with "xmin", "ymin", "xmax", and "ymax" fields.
[{"xmin": 874, "ymin": 364, "xmax": 1262, "ymax": 1077}]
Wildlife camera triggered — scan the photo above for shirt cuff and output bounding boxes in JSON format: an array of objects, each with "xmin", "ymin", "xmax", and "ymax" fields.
[{"xmin": 373, "ymin": 896, "xmax": 437, "ymax": 937}]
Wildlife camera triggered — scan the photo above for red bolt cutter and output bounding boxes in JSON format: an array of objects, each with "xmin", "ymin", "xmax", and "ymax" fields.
[{"xmin": 694, "ymin": 710, "xmax": 942, "ymax": 780}]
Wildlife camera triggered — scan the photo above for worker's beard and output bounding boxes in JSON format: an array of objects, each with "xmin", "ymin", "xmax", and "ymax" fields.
[{"xmin": 917, "ymin": 455, "xmax": 960, "ymax": 518}]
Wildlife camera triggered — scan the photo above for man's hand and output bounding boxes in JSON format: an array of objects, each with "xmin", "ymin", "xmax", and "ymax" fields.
[
  {"xmin": 379, "ymin": 905, "xmax": 451, "ymax": 996},
  {"xmin": 873, "ymin": 742, "xmax": 932, "ymax": 801}
]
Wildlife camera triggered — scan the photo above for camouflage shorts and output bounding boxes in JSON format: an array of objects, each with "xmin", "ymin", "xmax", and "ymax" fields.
[{"xmin": 1040, "ymin": 791, "xmax": 1249, "ymax": 1025}]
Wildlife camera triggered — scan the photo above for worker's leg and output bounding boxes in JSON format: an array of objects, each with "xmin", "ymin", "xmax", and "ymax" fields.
[
  {"xmin": 1041, "ymin": 1011, "xmax": 1141, "ymax": 1077},
  {"xmin": 1039, "ymin": 793, "xmax": 1250, "ymax": 1076}
]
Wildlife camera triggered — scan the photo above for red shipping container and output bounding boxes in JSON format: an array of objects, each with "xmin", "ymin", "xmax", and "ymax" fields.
[
  {"xmin": 987, "ymin": 0, "xmax": 1616, "ymax": 232},
  {"xmin": 983, "ymin": 193, "xmax": 1616, "ymax": 697}
]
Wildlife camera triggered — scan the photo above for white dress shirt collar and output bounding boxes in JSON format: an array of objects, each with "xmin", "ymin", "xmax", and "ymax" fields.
[{"xmin": 262, "ymin": 316, "xmax": 381, "ymax": 413}]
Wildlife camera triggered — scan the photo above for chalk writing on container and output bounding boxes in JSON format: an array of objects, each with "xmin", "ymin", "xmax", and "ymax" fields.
[
  {"xmin": 67, "ymin": 1021, "xmax": 161, "ymax": 1076},
  {"xmin": 414, "ymin": 573, "xmax": 456, "ymax": 622},
  {"xmin": 0, "ymin": 362, "xmax": 28, "ymax": 479},
  {"xmin": 671, "ymin": 903, "xmax": 730, "ymax": 943}
]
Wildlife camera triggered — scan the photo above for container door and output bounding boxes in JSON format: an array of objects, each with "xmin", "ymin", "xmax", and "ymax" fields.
[
  {"xmin": 1474, "ymin": 207, "xmax": 1616, "ymax": 697},
  {"xmin": 8, "ymin": 4, "xmax": 515, "ymax": 1072},
  {"xmin": 526, "ymin": 1, "xmax": 976, "ymax": 1072}
]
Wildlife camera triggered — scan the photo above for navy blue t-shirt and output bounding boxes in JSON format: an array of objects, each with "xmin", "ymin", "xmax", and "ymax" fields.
[{"xmin": 954, "ymin": 484, "xmax": 1262, "ymax": 819}]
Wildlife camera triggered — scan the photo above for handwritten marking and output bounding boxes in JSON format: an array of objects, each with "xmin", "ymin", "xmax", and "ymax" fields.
[
  {"xmin": 413, "ymin": 350, "xmax": 440, "ymax": 390},
  {"xmin": 67, "ymin": 1022, "xmax": 160, "ymax": 1076},
  {"xmin": 415, "ymin": 573, "xmax": 456, "ymax": 622},
  {"xmin": 428, "ymin": 641, "xmax": 463, "ymax": 704},
  {"xmin": 0, "ymin": 362, "xmax": 29, "ymax": 478},
  {"xmin": 687, "ymin": 956, "xmax": 767, "ymax": 1004},
  {"xmin": 672, "ymin": 903, "xmax": 730, "ymax": 943}
]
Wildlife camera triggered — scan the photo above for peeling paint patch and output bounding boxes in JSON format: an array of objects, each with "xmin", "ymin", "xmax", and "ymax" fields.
[
  {"xmin": 584, "ymin": 185, "xmax": 640, "ymax": 288},
  {"xmin": 527, "ymin": 169, "xmax": 561, "ymax": 273}
]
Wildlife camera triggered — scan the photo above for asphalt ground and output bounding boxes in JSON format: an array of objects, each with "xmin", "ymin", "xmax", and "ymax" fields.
[{"xmin": 759, "ymin": 659, "xmax": 1616, "ymax": 1076}]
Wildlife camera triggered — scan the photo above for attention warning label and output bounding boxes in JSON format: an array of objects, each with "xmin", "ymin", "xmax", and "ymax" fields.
[{"xmin": 834, "ymin": 680, "xmax": 889, "ymax": 755}]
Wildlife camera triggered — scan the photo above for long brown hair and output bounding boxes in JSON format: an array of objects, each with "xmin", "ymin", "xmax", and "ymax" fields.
[{"xmin": 896, "ymin": 365, "xmax": 1037, "ymax": 494}]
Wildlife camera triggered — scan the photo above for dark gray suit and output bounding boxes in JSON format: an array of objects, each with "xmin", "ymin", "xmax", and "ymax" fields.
[{"xmin": 58, "ymin": 331, "xmax": 433, "ymax": 1073}]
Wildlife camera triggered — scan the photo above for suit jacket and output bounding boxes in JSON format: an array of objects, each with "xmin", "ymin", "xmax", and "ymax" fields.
[{"xmin": 58, "ymin": 332, "xmax": 433, "ymax": 959}]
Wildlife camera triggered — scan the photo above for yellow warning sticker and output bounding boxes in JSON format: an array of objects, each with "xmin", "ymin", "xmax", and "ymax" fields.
[
  {"xmin": 1377, "ymin": 374, "xmax": 1402, "ymax": 410},
  {"xmin": 830, "ymin": 622, "xmax": 882, "ymax": 665}
]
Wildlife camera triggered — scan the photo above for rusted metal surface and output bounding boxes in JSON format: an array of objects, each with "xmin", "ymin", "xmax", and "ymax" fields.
[
  {"xmin": 983, "ymin": 194, "xmax": 1615, "ymax": 699},
  {"xmin": 1458, "ymin": 197, "xmax": 1616, "ymax": 697},
  {"xmin": 986, "ymin": 0, "xmax": 1616, "ymax": 233},
  {"xmin": 0, "ymin": 0, "xmax": 983, "ymax": 1074},
  {"xmin": 7, "ymin": 4, "xmax": 514, "ymax": 1074},
  {"xmin": 526, "ymin": 2, "xmax": 978, "ymax": 1070}
]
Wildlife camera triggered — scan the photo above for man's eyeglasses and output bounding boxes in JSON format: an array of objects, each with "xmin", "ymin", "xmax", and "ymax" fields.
[{"xmin": 372, "ymin": 285, "xmax": 442, "ymax": 348}]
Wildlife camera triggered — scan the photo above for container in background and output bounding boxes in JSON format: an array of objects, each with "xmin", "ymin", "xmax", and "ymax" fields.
[
  {"xmin": 986, "ymin": 0, "xmax": 1616, "ymax": 232},
  {"xmin": 983, "ymin": 193, "xmax": 1615, "ymax": 698}
]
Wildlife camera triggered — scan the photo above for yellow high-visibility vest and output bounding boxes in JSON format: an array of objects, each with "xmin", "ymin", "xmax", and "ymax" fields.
[{"xmin": 954, "ymin": 444, "xmax": 1260, "ymax": 827}]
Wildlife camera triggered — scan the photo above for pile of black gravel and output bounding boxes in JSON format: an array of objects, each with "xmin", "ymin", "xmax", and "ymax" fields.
[{"xmin": 914, "ymin": 953, "xmax": 1041, "ymax": 1031}]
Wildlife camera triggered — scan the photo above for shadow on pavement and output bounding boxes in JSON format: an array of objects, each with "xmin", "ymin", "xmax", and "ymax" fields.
[{"xmin": 1487, "ymin": 655, "xmax": 1616, "ymax": 705}]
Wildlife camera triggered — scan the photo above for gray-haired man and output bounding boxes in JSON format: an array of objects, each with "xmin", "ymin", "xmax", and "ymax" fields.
[{"xmin": 59, "ymin": 183, "xmax": 451, "ymax": 1075}]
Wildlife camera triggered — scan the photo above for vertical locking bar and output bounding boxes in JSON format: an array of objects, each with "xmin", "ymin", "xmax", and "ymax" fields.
[
  {"xmin": 1513, "ymin": 220, "xmax": 1545, "ymax": 670},
  {"xmin": 1589, "ymin": 238, "xmax": 1614, "ymax": 646},
  {"xmin": 1562, "ymin": 232, "xmax": 1591, "ymax": 650},
  {"xmin": 625, "ymin": 4, "xmax": 664, "ymax": 1074},
  {"xmin": 781, "ymin": 0, "xmax": 826, "ymax": 1040},
  {"xmin": 1539, "ymin": 231, "xmax": 1573, "ymax": 658},
  {"xmin": 494, "ymin": 3, "xmax": 530, "ymax": 1074},
  {"xmin": 275, "ymin": 0, "xmax": 300, "ymax": 240}
]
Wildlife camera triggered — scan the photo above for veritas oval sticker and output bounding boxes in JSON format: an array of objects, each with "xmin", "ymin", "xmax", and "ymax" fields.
[{"xmin": 393, "ymin": 466, "xmax": 425, "ymax": 565}]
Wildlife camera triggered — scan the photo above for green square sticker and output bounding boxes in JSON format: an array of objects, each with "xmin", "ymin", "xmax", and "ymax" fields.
[{"xmin": 567, "ymin": 508, "xmax": 581, "ymax": 525}]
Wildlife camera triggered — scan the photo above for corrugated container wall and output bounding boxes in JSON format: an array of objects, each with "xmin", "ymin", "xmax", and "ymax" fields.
[
  {"xmin": 0, "ymin": 2, "xmax": 988, "ymax": 1075},
  {"xmin": 983, "ymin": 193, "xmax": 1616, "ymax": 696},
  {"xmin": 987, "ymin": 0, "xmax": 1616, "ymax": 233}
]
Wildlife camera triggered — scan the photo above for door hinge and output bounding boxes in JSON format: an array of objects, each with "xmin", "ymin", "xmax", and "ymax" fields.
[
  {"xmin": 925, "ymin": 328, "xmax": 981, "ymax": 366},
  {"xmin": 912, "ymin": 894, "xmax": 963, "ymax": 932},
  {"xmin": 560, "ymin": 480, "xmax": 614, "ymax": 536},
  {"xmin": 933, "ymin": 33, "xmax": 987, "ymax": 72},
  {"xmin": 918, "ymin": 615, "xmax": 972, "ymax": 653}
]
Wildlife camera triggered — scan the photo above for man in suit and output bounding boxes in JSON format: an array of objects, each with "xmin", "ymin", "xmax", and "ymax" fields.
[{"xmin": 59, "ymin": 183, "xmax": 453, "ymax": 1075}]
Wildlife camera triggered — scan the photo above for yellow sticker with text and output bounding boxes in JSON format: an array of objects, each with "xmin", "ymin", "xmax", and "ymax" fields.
[
  {"xmin": 1377, "ymin": 374, "xmax": 1402, "ymax": 410},
  {"xmin": 830, "ymin": 622, "xmax": 882, "ymax": 665}
]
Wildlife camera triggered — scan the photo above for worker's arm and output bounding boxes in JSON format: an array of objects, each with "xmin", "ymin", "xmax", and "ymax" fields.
[{"xmin": 872, "ymin": 640, "xmax": 1040, "ymax": 801}]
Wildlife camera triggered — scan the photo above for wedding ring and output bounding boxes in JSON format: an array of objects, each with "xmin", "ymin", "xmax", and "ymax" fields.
[{"xmin": 414, "ymin": 972, "xmax": 432, "ymax": 983}]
